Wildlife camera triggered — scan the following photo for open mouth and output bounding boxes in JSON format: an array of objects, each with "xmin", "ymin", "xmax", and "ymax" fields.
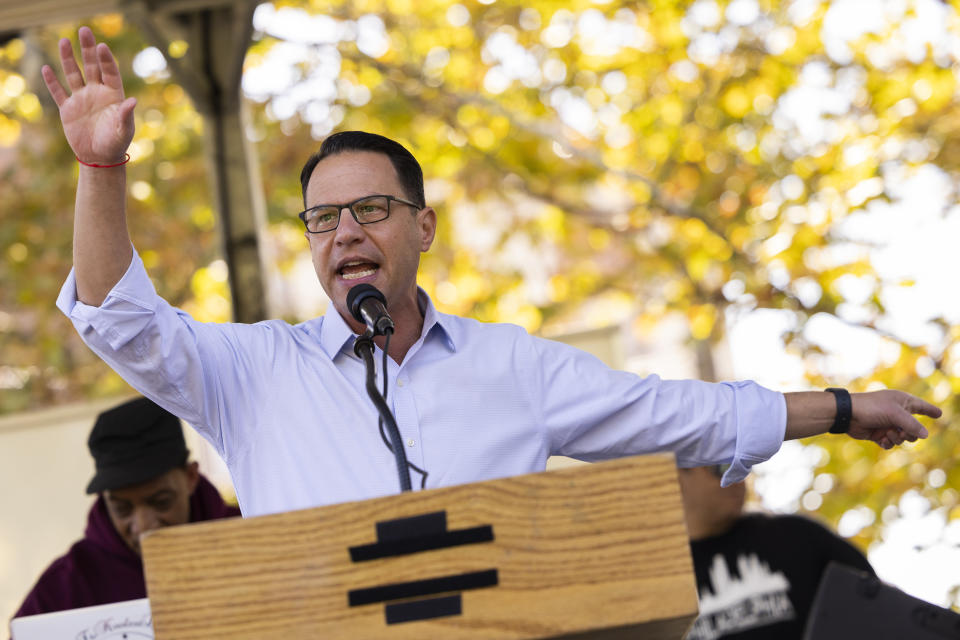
[{"xmin": 339, "ymin": 260, "xmax": 379, "ymax": 280}]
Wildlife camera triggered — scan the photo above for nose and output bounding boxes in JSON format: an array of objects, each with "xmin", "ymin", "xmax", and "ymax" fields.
[
  {"xmin": 333, "ymin": 206, "xmax": 365, "ymax": 246},
  {"xmin": 130, "ymin": 507, "xmax": 161, "ymax": 538}
]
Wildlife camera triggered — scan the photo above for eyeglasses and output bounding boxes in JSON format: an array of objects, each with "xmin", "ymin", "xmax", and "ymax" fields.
[{"xmin": 298, "ymin": 194, "xmax": 422, "ymax": 234}]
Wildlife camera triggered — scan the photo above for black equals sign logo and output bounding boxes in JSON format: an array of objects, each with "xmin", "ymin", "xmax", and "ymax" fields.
[{"xmin": 347, "ymin": 510, "xmax": 497, "ymax": 625}]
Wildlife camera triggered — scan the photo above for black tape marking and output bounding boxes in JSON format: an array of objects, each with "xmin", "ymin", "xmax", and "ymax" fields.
[
  {"xmin": 377, "ymin": 511, "xmax": 447, "ymax": 541},
  {"xmin": 350, "ymin": 525, "xmax": 494, "ymax": 562},
  {"xmin": 349, "ymin": 510, "xmax": 494, "ymax": 562},
  {"xmin": 385, "ymin": 594, "xmax": 462, "ymax": 624},
  {"xmin": 348, "ymin": 569, "xmax": 498, "ymax": 607}
]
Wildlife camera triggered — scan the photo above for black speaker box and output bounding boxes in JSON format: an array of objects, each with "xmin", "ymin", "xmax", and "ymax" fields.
[{"xmin": 803, "ymin": 562, "xmax": 960, "ymax": 639}]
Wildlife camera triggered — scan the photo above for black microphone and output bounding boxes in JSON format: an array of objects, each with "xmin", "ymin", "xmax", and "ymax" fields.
[
  {"xmin": 347, "ymin": 283, "xmax": 410, "ymax": 492},
  {"xmin": 347, "ymin": 284, "xmax": 395, "ymax": 336}
]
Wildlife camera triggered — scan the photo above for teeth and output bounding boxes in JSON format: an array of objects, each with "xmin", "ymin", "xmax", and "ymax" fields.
[{"xmin": 342, "ymin": 267, "xmax": 377, "ymax": 280}]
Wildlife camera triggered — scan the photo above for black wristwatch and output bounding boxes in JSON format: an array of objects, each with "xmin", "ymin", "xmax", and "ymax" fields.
[{"xmin": 825, "ymin": 388, "xmax": 852, "ymax": 434}]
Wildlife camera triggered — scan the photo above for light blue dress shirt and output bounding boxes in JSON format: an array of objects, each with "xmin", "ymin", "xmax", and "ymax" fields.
[{"xmin": 58, "ymin": 251, "xmax": 786, "ymax": 517}]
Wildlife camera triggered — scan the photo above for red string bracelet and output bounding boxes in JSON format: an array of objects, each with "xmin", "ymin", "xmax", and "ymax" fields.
[{"xmin": 77, "ymin": 153, "xmax": 130, "ymax": 168}]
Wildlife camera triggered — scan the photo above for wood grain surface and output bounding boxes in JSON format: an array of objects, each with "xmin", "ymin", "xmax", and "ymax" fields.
[{"xmin": 142, "ymin": 453, "xmax": 697, "ymax": 639}]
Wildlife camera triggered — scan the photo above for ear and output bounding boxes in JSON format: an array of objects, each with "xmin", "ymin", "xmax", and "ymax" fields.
[
  {"xmin": 184, "ymin": 460, "xmax": 200, "ymax": 495},
  {"xmin": 417, "ymin": 206, "xmax": 437, "ymax": 252}
]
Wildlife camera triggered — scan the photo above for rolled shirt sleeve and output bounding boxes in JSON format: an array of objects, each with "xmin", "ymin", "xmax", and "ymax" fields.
[
  {"xmin": 719, "ymin": 380, "xmax": 786, "ymax": 485},
  {"xmin": 530, "ymin": 334, "xmax": 786, "ymax": 485},
  {"xmin": 57, "ymin": 250, "xmax": 160, "ymax": 352},
  {"xmin": 56, "ymin": 251, "xmax": 230, "ymax": 457}
]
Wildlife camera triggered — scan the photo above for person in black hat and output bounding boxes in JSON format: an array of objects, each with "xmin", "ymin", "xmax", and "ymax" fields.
[
  {"xmin": 86, "ymin": 396, "xmax": 200, "ymax": 554},
  {"xmin": 11, "ymin": 397, "xmax": 240, "ymax": 620}
]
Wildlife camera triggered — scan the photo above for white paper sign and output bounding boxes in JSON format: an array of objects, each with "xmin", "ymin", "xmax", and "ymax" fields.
[{"xmin": 10, "ymin": 597, "xmax": 153, "ymax": 640}]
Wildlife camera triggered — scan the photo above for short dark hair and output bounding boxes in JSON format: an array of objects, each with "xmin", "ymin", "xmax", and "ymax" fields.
[{"xmin": 299, "ymin": 131, "xmax": 425, "ymax": 208}]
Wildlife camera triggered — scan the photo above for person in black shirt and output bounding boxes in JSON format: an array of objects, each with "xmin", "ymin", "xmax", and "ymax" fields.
[{"xmin": 678, "ymin": 465, "xmax": 874, "ymax": 640}]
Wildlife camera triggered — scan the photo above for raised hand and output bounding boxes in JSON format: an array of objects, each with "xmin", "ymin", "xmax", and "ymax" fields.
[
  {"xmin": 849, "ymin": 389, "xmax": 942, "ymax": 449},
  {"xmin": 41, "ymin": 26, "xmax": 136, "ymax": 165}
]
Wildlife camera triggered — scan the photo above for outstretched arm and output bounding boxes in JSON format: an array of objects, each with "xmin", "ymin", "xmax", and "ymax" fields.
[
  {"xmin": 42, "ymin": 26, "xmax": 137, "ymax": 306},
  {"xmin": 785, "ymin": 389, "xmax": 941, "ymax": 448}
]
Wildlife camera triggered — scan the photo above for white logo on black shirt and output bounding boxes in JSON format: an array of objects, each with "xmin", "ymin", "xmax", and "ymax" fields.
[{"xmin": 687, "ymin": 553, "xmax": 796, "ymax": 640}]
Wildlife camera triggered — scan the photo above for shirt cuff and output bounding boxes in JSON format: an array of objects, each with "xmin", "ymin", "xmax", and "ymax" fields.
[
  {"xmin": 56, "ymin": 250, "xmax": 160, "ymax": 351},
  {"xmin": 721, "ymin": 382, "xmax": 786, "ymax": 486}
]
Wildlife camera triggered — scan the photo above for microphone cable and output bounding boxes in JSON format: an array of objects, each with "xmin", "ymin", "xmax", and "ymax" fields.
[{"xmin": 377, "ymin": 331, "xmax": 429, "ymax": 490}]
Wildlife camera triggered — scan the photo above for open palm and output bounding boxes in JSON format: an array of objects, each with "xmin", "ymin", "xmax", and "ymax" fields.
[{"xmin": 41, "ymin": 27, "xmax": 136, "ymax": 164}]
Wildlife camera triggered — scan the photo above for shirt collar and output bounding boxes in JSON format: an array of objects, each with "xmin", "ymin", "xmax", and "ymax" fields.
[
  {"xmin": 317, "ymin": 301, "xmax": 358, "ymax": 360},
  {"xmin": 317, "ymin": 287, "xmax": 457, "ymax": 360},
  {"xmin": 419, "ymin": 287, "xmax": 458, "ymax": 353}
]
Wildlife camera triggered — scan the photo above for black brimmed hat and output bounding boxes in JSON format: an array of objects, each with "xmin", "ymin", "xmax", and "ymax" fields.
[{"xmin": 85, "ymin": 397, "xmax": 189, "ymax": 494}]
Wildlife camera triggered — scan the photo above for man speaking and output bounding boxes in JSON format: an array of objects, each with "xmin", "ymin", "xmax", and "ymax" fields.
[{"xmin": 41, "ymin": 27, "xmax": 942, "ymax": 518}]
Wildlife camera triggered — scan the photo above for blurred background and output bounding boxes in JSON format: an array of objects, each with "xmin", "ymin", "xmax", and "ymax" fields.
[{"xmin": 1, "ymin": 0, "xmax": 958, "ymax": 626}]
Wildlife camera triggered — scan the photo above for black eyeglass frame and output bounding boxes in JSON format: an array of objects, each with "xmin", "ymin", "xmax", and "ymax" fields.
[{"xmin": 298, "ymin": 194, "xmax": 422, "ymax": 234}]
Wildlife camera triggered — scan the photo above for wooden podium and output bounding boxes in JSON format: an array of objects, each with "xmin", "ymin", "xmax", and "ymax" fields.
[{"xmin": 142, "ymin": 454, "xmax": 698, "ymax": 639}]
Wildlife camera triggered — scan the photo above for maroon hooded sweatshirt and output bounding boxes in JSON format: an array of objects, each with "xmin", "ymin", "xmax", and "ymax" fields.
[{"xmin": 12, "ymin": 474, "xmax": 239, "ymax": 620}]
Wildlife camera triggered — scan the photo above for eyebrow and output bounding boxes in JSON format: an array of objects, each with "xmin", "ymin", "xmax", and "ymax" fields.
[{"xmin": 306, "ymin": 194, "xmax": 387, "ymax": 208}]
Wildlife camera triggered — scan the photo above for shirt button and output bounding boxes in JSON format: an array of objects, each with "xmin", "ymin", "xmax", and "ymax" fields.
[
  {"xmin": 397, "ymin": 379, "xmax": 405, "ymax": 387},
  {"xmin": 407, "ymin": 439, "xmax": 415, "ymax": 447}
]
